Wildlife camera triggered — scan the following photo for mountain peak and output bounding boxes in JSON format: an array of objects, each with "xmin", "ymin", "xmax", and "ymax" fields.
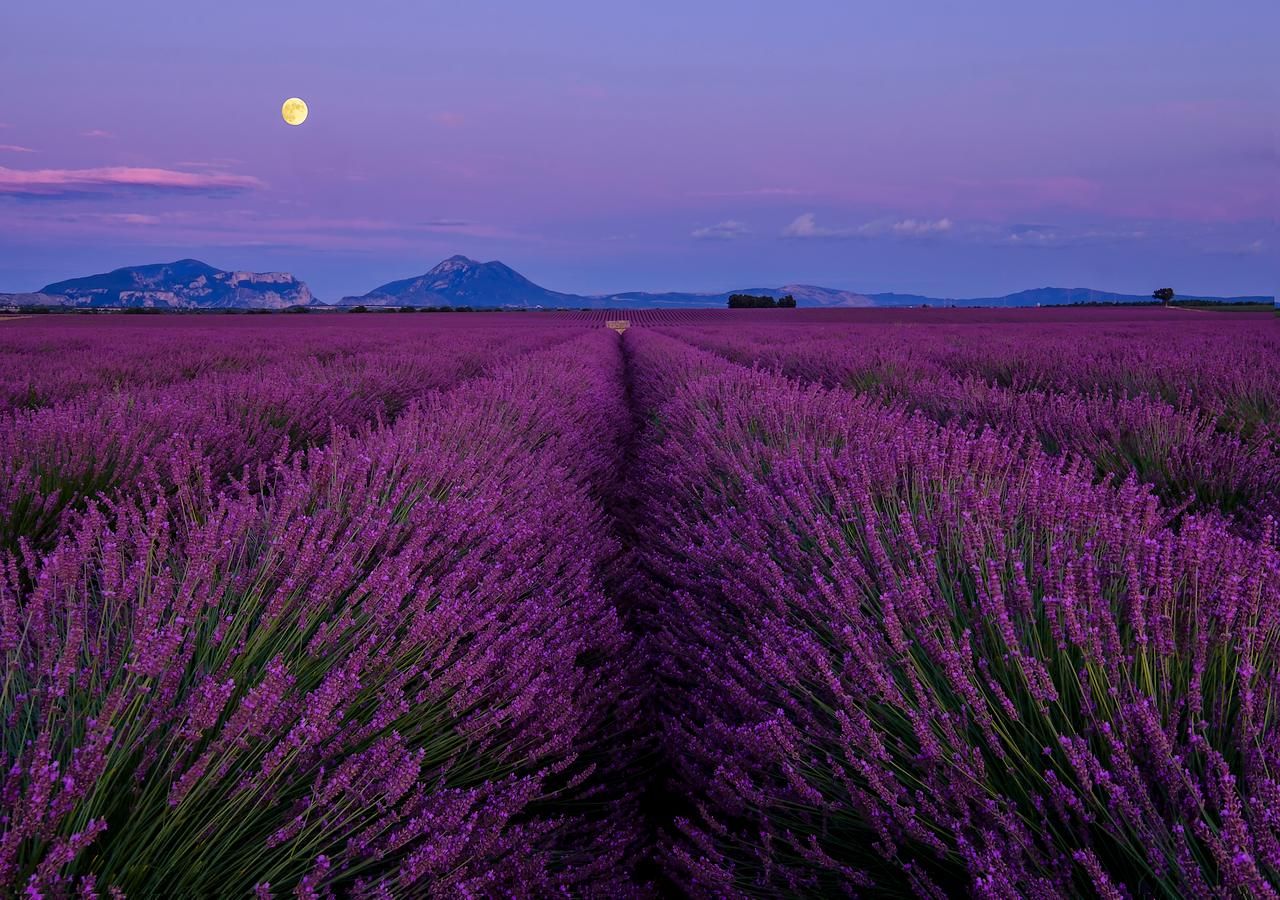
[
  {"xmin": 347, "ymin": 255, "xmax": 579, "ymax": 307},
  {"xmin": 434, "ymin": 254, "xmax": 482, "ymax": 268}
]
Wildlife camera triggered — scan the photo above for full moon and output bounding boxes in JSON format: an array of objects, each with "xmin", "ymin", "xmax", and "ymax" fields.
[{"xmin": 281, "ymin": 97, "xmax": 308, "ymax": 126}]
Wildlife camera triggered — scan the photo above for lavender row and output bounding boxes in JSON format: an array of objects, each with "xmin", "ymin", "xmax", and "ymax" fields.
[
  {"xmin": 669, "ymin": 324, "xmax": 1280, "ymax": 533},
  {"xmin": 0, "ymin": 317, "xmax": 479, "ymax": 413},
  {"xmin": 0, "ymin": 326, "xmax": 568, "ymax": 556},
  {"xmin": 666, "ymin": 314, "xmax": 1280, "ymax": 438},
  {"xmin": 626, "ymin": 328, "xmax": 1280, "ymax": 895},
  {"xmin": 0, "ymin": 330, "xmax": 638, "ymax": 896}
]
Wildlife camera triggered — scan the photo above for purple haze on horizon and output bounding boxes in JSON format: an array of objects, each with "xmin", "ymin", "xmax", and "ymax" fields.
[{"xmin": 1, "ymin": 0, "xmax": 1275, "ymax": 301}]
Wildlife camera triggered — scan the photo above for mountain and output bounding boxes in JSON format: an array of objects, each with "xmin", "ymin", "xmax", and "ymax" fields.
[
  {"xmin": 770, "ymin": 284, "xmax": 877, "ymax": 307},
  {"xmin": 33, "ymin": 259, "xmax": 315, "ymax": 309},
  {"xmin": 865, "ymin": 287, "xmax": 1274, "ymax": 308},
  {"xmin": 339, "ymin": 257, "xmax": 880, "ymax": 309},
  {"xmin": 340, "ymin": 255, "xmax": 582, "ymax": 307}
]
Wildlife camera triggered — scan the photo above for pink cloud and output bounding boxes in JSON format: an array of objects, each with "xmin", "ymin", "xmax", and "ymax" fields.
[
  {"xmin": 433, "ymin": 112, "xmax": 465, "ymax": 128},
  {"xmin": 0, "ymin": 165, "xmax": 264, "ymax": 196},
  {"xmin": 0, "ymin": 145, "xmax": 36, "ymax": 153},
  {"xmin": 82, "ymin": 129, "xmax": 114, "ymax": 138}
]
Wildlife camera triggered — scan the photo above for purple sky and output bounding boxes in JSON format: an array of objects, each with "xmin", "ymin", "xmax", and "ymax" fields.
[{"xmin": 2, "ymin": 1, "xmax": 1276, "ymax": 300}]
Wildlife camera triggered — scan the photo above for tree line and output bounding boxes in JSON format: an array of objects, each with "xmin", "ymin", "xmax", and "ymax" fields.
[{"xmin": 727, "ymin": 293, "xmax": 797, "ymax": 309}]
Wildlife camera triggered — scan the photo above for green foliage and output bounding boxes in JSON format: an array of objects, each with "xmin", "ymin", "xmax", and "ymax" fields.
[{"xmin": 727, "ymin": 293, "xmax": 796, "ymax": 309}]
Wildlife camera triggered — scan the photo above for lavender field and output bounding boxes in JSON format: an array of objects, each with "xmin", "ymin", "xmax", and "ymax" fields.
[{"xmin": 2, "ymin": 310, "xmax": 1278, "ymax": 897}]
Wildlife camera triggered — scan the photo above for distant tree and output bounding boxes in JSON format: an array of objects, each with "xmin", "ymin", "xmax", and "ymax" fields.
[
  {"xmin": 777, "ymin": 294, "xmax": 797, "ymax": 308},
  {"xmin": 1153, "ymin": 287, "xmax": 1175, "ymax": 306},
  {"xmin": 399, "ymin": 305, "xmax": 417, "ymax": 313},
  {"xmin": 348, "ymin": 304, "xmax": 368, "ymax": 313}
]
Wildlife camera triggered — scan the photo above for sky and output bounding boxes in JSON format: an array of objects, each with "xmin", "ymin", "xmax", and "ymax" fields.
[{"xmin": 1, "ymin": 0, "xmax": 1276, "ymax": 300}]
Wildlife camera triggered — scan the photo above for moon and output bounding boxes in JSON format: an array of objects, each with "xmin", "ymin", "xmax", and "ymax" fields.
[{"xmin": 281, "ymin": 97, "xmax": 308, "ymax": 126}]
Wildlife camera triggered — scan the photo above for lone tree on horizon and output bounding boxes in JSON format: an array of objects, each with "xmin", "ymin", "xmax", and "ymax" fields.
[{"xmin": 1153, "ymin": 287, "xmax": 1175, "ymax": 306}]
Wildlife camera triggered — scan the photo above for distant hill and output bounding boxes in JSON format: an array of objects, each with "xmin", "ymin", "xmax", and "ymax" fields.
[
  {"xmin": 27, "ymin": 259, "xmax": 315, "ymax": 309},
  {"xmin": 3, "ymin": 255, "xmax": 1270, "ymax": 309},
  {"xmin": 340, "ymin": 255, "xmax": 581, "ymax": 307},
  {"xmin": 863, "ymin": 287, "xmax": 1274, "ymax": 308}
]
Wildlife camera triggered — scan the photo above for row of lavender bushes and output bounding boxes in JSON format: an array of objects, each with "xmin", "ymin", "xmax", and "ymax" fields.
[
  {"xmin": 664, "ymin": 316, "xmax": 1280, "ymax": 436},
  {"xmin": 0, "ymin": 325, "xmax": 570, "ymax": 556},
  {"xmin": 1, "ymin": 330, "xmax": 639, "ymax": 896},
  {"xmin": 627, "ymin": 328, "xmax": 1280, "ymax": 895},
  {"xmin": 0, "ymin": 317, "xmax": 474, "ymax": 413},
  {"xmin": 669, "ymin": 323, "xmax": 1280, "ymax": 537}
]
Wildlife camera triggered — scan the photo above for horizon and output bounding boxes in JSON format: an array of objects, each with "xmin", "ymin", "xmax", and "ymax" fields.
[
  {"xmin": 2, "ymin": 1, "xmax": 1276, "ymax": 299},
  {"xmin": 5, "ymin": 252, "xmax": 1275, "ymax": 306}
]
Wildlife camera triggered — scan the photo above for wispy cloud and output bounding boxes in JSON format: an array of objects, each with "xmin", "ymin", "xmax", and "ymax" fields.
[
  {"xmin": 47, "ymin": 212, "xmax": 165, "ymax": 226},
  {"xmin": 0, "ymin": 165, "xmax": 263, "ymax": 197},
  {"xmin": 0, "ymin": 145, "xmax": 36, "ymax": 154},
  {"xmin": 888, "ymin": 217, "xmax": 953, "ymax": 236},
  {"xmin": 848, "ymin": 217, "xmax": 956, "ymax": 238},
  {"xmin": 782, "ymin": 213, "xmax": 855, "ymax": 239},
  {"xmin": 780, "ymin": 213, "xmax": 1156, "ymax": 247},
  {"xmin": 998, "ymin": 223, "xmax": 1148, "ymax": 248},
  {"xmin": 82, "ymin": 129, "xmax": 114, "ymax": 139},
  {"xmin": 433, "ymin": 112, "xmax": 465, "ymax": 128},
  {"xmin": 0, "ymin": 205, "xmax": 536, "ymax": 252},
  {"xmin": 692, "ymin": 219, "xmax": 749, "ymax": 240},
  {"xmin": 1203, "ymin": 236, "xmax": 1270, "ymax": 257},
  {"xmin": 103, "ymin": 212, "xmax": 163, "ymax": 225}
]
